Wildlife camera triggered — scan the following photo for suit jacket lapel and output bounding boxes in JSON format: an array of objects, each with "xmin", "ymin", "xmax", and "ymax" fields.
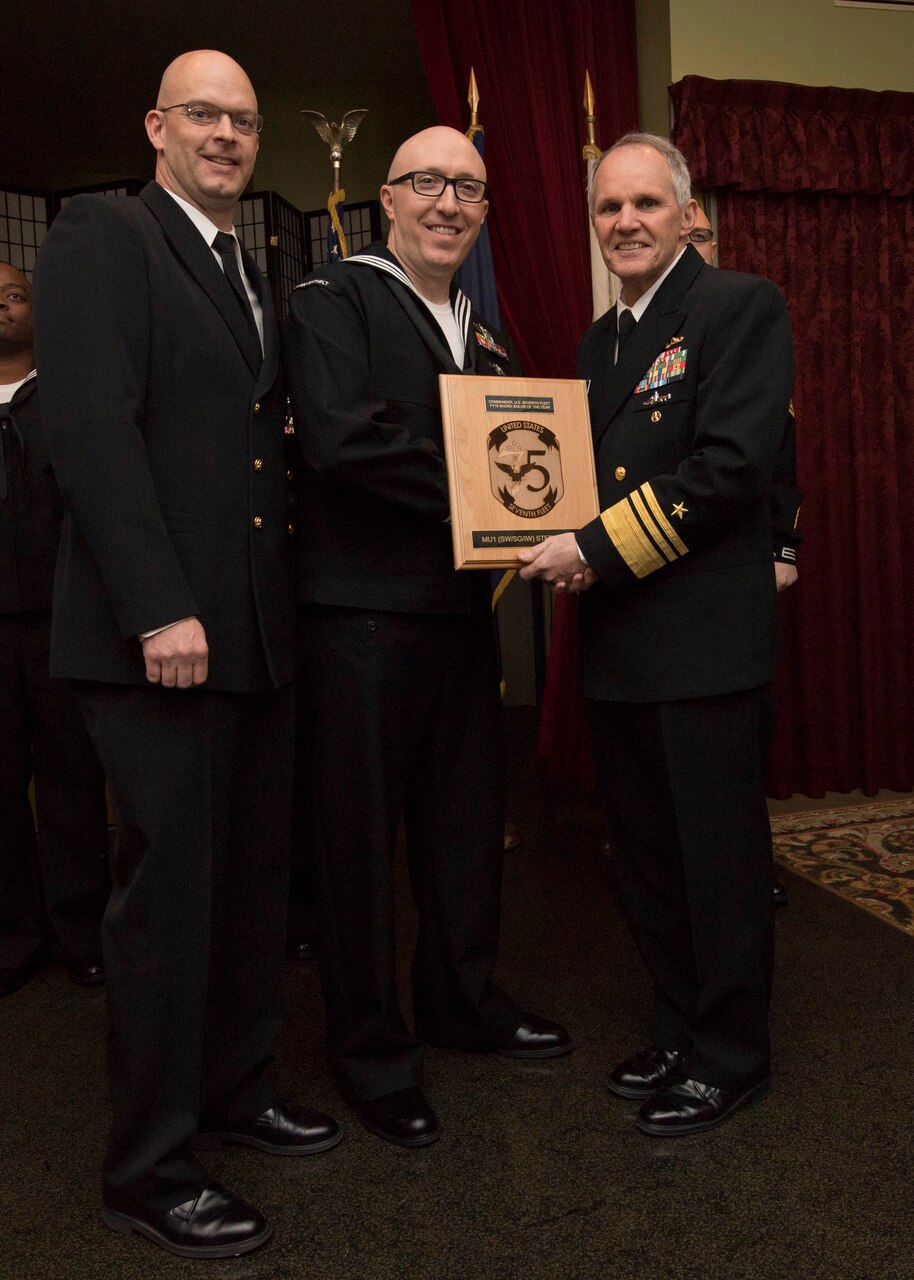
[
  {"xmin": 141, "ymin": 183, "xmax": 262, "ymax": 377},
  {"xmin": 590, "ymin": 248, "xmax": 702, "ymax": 448}
]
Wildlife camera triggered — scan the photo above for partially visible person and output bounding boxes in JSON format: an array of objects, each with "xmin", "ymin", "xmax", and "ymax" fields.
[
  {"xmin": 34, "ymin": 50, "xmax": 339, "ymax": 1260},
  {"xmin": 520, "ymin": 133, "xmax": 794, "ymax": 1137},
  {"xmin": 689, "ymin": 207, "xmax": 804, "ymax": 907},
  {"xmin": 0, "ymin": 262, "xmax": 109, "ymax": 997},
  {"xmin": 284, "ymin": 125, "xmax": 571, "ymax": 1150}
]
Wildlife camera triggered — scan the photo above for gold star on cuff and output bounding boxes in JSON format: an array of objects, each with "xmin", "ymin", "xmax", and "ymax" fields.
[{"xmin": 671, "ymin": 502, "xmax": 688, "ymax": 520}]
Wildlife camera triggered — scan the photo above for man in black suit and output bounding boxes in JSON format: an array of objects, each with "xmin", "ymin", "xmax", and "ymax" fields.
[
  {"xmin": 520, "ymin": 133, "xmax": 794, "ymax": 1136},
  {"xmin": 284, "ymin": 126, "xmax": 571, "ymax": 1150},
  {"xmin": 1, "ymin": 262, "xmax": 108, "ymax": 997},
  {"xmin": 33, "ymin": 50, "xmax": 339, "ymax": 1259}
]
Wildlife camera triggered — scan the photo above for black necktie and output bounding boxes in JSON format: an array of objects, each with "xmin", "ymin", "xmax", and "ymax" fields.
[
  {"xmin": 212, "ymin": 231, "xmax": 259, "ymax": 343},
  {"xmin": 616, "ymin": 308, "xmax": 636, "ymax": 362}
]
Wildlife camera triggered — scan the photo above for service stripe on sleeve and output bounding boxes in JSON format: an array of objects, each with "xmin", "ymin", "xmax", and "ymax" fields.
[
  {"xmin": 599, "ymin": 482, "xmax": 689, "ymax": 579},
  {"xmin": 600, "ymin": 500, "xmax": 666, "ymax": 578},
  {"xmin": 641, "ymin": 483, "xmax": 688, "ymax": 556},
  {"xmin": 630, "ymin": 490, "xmax": 678, "ymax": 563}
]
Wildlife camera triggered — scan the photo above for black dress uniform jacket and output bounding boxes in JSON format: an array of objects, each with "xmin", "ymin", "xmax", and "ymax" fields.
[
  {"xmin": 576, "ymin": 245, "xmax": 794, "ymax": 702},
  {"xmin": 285, "ymin": 243, "xmax": 508, "ymax": 617},
  {"xmin": 34, "ymin": 182, "xmax": 295, "ymax": 691}
]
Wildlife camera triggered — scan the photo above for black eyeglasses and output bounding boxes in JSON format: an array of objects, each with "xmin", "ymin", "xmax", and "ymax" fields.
[
  {"xmin": 389, "ymin": 171, "xmax": 488, "ymax": 204},
  {"xmin": 688, "ymin": 228, "xmax": 714, "ymax": 244},
  {"xmin": 159, "ymin": 101, "xmax": 263, "ymax": 135}
]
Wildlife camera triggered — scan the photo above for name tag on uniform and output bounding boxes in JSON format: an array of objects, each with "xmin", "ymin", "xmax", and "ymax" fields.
[{"xmin": 636, "ymin": 346, "xmax": 687, "ymax": 394}]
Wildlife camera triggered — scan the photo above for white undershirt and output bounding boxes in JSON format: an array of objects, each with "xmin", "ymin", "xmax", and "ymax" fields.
[
  {"xmin": 422, "ymin": 297, "xmax": 465, "ymax": 368},
  {"xmin": 0, "ymin": 369, "xmax": 37, "ymax": 404}
]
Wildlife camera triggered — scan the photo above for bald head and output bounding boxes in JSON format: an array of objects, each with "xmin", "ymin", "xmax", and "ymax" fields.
[
  {"xmin": 387, "ymin": 126, "xmax": 486, "ymax": 184},
  {"xmin": 157, "ymin": 50, "xmax": 257, "ymax": 114},
  {"xmin": 146, "ymin": 50, "xmax": 260, "ymax": 231}
]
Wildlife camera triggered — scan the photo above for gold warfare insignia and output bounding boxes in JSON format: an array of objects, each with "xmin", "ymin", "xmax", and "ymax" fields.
[{"xmin": 487, "ymin": 420, "xmax": 564, "ymax": 518}]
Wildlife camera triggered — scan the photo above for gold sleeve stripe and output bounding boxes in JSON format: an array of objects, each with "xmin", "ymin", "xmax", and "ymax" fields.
[
  {"xmin": 630, "ymin": 490, "xmax": 678, "ymax": 563},
  {"xmin": 640, "ymin": 483, "xmax": 688, "ymax": 556},
  {"xmin": 601, "ymin": 501, "xmax": 666, "ymax": 578}
]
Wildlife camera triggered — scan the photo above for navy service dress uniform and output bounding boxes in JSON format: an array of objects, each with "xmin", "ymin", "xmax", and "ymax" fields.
[
  {"xmin": 0, "ymin": 374, "xmax": 108, "ymax": 982},
  {"xmin": 33, "ymin": 182, "xmax": 297, "ymax": 1214},
  {"xmin": 284, "ymin": 243, "xmax": 527, "ymax": 1102},
  {"xmin": 576, "ymin": 244, "xmax": 794, "ymax": 1092}
]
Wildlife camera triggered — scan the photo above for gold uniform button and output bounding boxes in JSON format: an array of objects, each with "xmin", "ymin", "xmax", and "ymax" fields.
[
  {"xmin": 253, "ymin": 457, "xmax": 263, "ymax": 471},
  {"xmin": 288, "ymin": 523, "xmax": 294, "ymax": 535},
  {"xmin": 253, "ymin": 402, "xmax": 261, "ymax": 415},
  {"xmin": 287, "ymin": 469, "xmax": 294, "ymax": 481},
  {"xmin": 253, "ymin": 516, "xmax": 263, "ymax": 529},
  {"xmin": 651, "ymin": 410, "xmax": 662, "ymax": 423},
  {"xmin": 614, "ymin": 466, "xmax": 626, "ymax": 482}
]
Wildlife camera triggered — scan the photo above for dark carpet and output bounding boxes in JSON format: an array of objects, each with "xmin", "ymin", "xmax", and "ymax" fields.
[{"xmin": 2, "ymin": 709, "xmax": 913, "ymax": 1280}]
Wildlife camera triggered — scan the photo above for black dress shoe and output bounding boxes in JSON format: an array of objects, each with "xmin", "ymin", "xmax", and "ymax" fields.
[
  {"xmin": 102, "ymin": 1183, "xmax": 271, "ymax": 1258},
  {"xmin": 287, "ymin": 937, "xmax": 314, "ymax": 962},
  {"xmin": 636, "ymin": 1074, "xmax": 771, "ymax": 1137},
  {"xmin": 495, "ymin": 1013, "xmax": 574, "ymax": 1059},
  {"xmin": 196, "ymin": 1102, "xmax": 342, "ymax": 1155},
  {"xmin": 773, "ymin": 878, "xmax": 789, "ymax": 907},
  {"xmin": 352, "ymin": 1087, "xmax": 440, "ymax": 1148},
  {"xmin": 608, "ymin": 1046, "xmax": 686, "ymax": 1099},
  {"xmin": 67, "ymin": 954, "xmax": 105, "ymax": 986}
]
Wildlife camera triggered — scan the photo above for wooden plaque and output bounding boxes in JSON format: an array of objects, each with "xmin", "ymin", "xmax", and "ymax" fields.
[{"xmin": 438, "ymin": 374, "xmax": 599, "ymax": 569}]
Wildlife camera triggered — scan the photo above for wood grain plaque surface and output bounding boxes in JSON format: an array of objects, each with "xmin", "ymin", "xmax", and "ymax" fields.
[{"xmin": 438, "ymin": 374, "xmax": 599, "ymax": 569}]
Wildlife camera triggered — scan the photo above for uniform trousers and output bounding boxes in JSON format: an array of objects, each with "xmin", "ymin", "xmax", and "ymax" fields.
[
  {"xmin": 298, "ymin": 604, "xmax": 521, "ymax": 1101},
  {"xmin": 588, "ymin": 686, "xmax": 775, "ymax": 1088},
  {"xmin": 72, "ymin": 680, "xmax": 294, "ymax": 1212},
  {"xmin": 0, "ymin": 612, "xmax": 108, "ymax": 969}
]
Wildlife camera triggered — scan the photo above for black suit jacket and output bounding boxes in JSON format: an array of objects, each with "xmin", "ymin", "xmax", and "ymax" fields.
[
  {"xmin": 283, "ymin": 243, "xmax": 514, "ymax": 615},
  {"xmin": 32, "ymin": 182, "xmax": 295, "ymax": 691},
  {"xmin": 576, "ymin": 246, "xmax": 795, "ymax": 702},
  {"xmin": 0, "ymin": 378, "xmax": 63, "ymax": 613}
]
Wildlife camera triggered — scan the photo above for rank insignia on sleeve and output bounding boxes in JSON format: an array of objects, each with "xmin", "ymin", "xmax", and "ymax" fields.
[
  {"xmin": 636, "ymin": 346, "xmax": 687, "ymax": 394},
  {"xmin": 671, "ymin": 502, "xmax": 688, "ymax": 520},
  {"xmin": 473, "ymin": 324, "xmax": 508, "ymax": 360}
]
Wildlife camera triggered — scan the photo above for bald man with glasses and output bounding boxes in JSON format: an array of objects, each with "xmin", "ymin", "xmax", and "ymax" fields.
[
  {"xmin": 34, "ymin": 50, "xmax": 339, "ymax": 1259},
  {"xmin": 284, "ymin": 126, "xmax": 571, "ymax": 1151}
]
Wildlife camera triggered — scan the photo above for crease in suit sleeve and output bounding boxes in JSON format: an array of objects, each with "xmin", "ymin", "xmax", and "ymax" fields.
[
  {"xmin": 282, "ymin": 279, "xmax": 450, "ymax": 521},
  {"xmin": 578, "ymin": 278, "xmax": 795, "ymax": 588},
  {"xmin": 32, "ymin": 196, "xmax": 198, "ymax": 637}
]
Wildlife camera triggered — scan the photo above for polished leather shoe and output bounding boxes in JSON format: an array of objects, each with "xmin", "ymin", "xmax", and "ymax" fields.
[
  {"xmin": 67, "ymin": 954, "xmax": 105, "ymax": 986},
  {"xmin": 352, "ymin": 1086, "xmax": 440, "ymax": 1148},
  {"xmin": 102, "ymin": 1183, "xmax": 271, "ymax": 1258},
  {"xmin": 287, "ymin": 937, "xmax": 314, "ymax": 962},
  {"xmin": 495, "ymin": 1014, "xmax": 573, "ymax": 1059},
  {"xmin": 196, "ymin": 1102, "xmax": 342, "ymax": 1155},
  {"xmin": 608, "ymin": 1046, "xmax": 686, "ymax": 1099},
  {"xmin": 636, "ymin": 1074, "xmax": 771, "ymax": 1137},
  {"xmin": 773, "ymin": 877, "xmax": 789, "ymax": 907}
]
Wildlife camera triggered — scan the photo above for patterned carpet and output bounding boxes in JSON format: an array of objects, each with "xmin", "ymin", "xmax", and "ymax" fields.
[{"xmin": 771, "ymin": 799, "xmax": 914, "ymax": 937}]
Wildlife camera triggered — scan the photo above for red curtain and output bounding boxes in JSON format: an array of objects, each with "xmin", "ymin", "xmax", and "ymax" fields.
[
  {"xmin": 410, "ymin": 0, "xmax": 637, "ymax": 791},
  {"xmin": 409, "ymin": 0, "xmax": 638, "ymax": 379},
  {"xmin": 673, "ymin": 76, "xmax": 914, "ymax": 795}
]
